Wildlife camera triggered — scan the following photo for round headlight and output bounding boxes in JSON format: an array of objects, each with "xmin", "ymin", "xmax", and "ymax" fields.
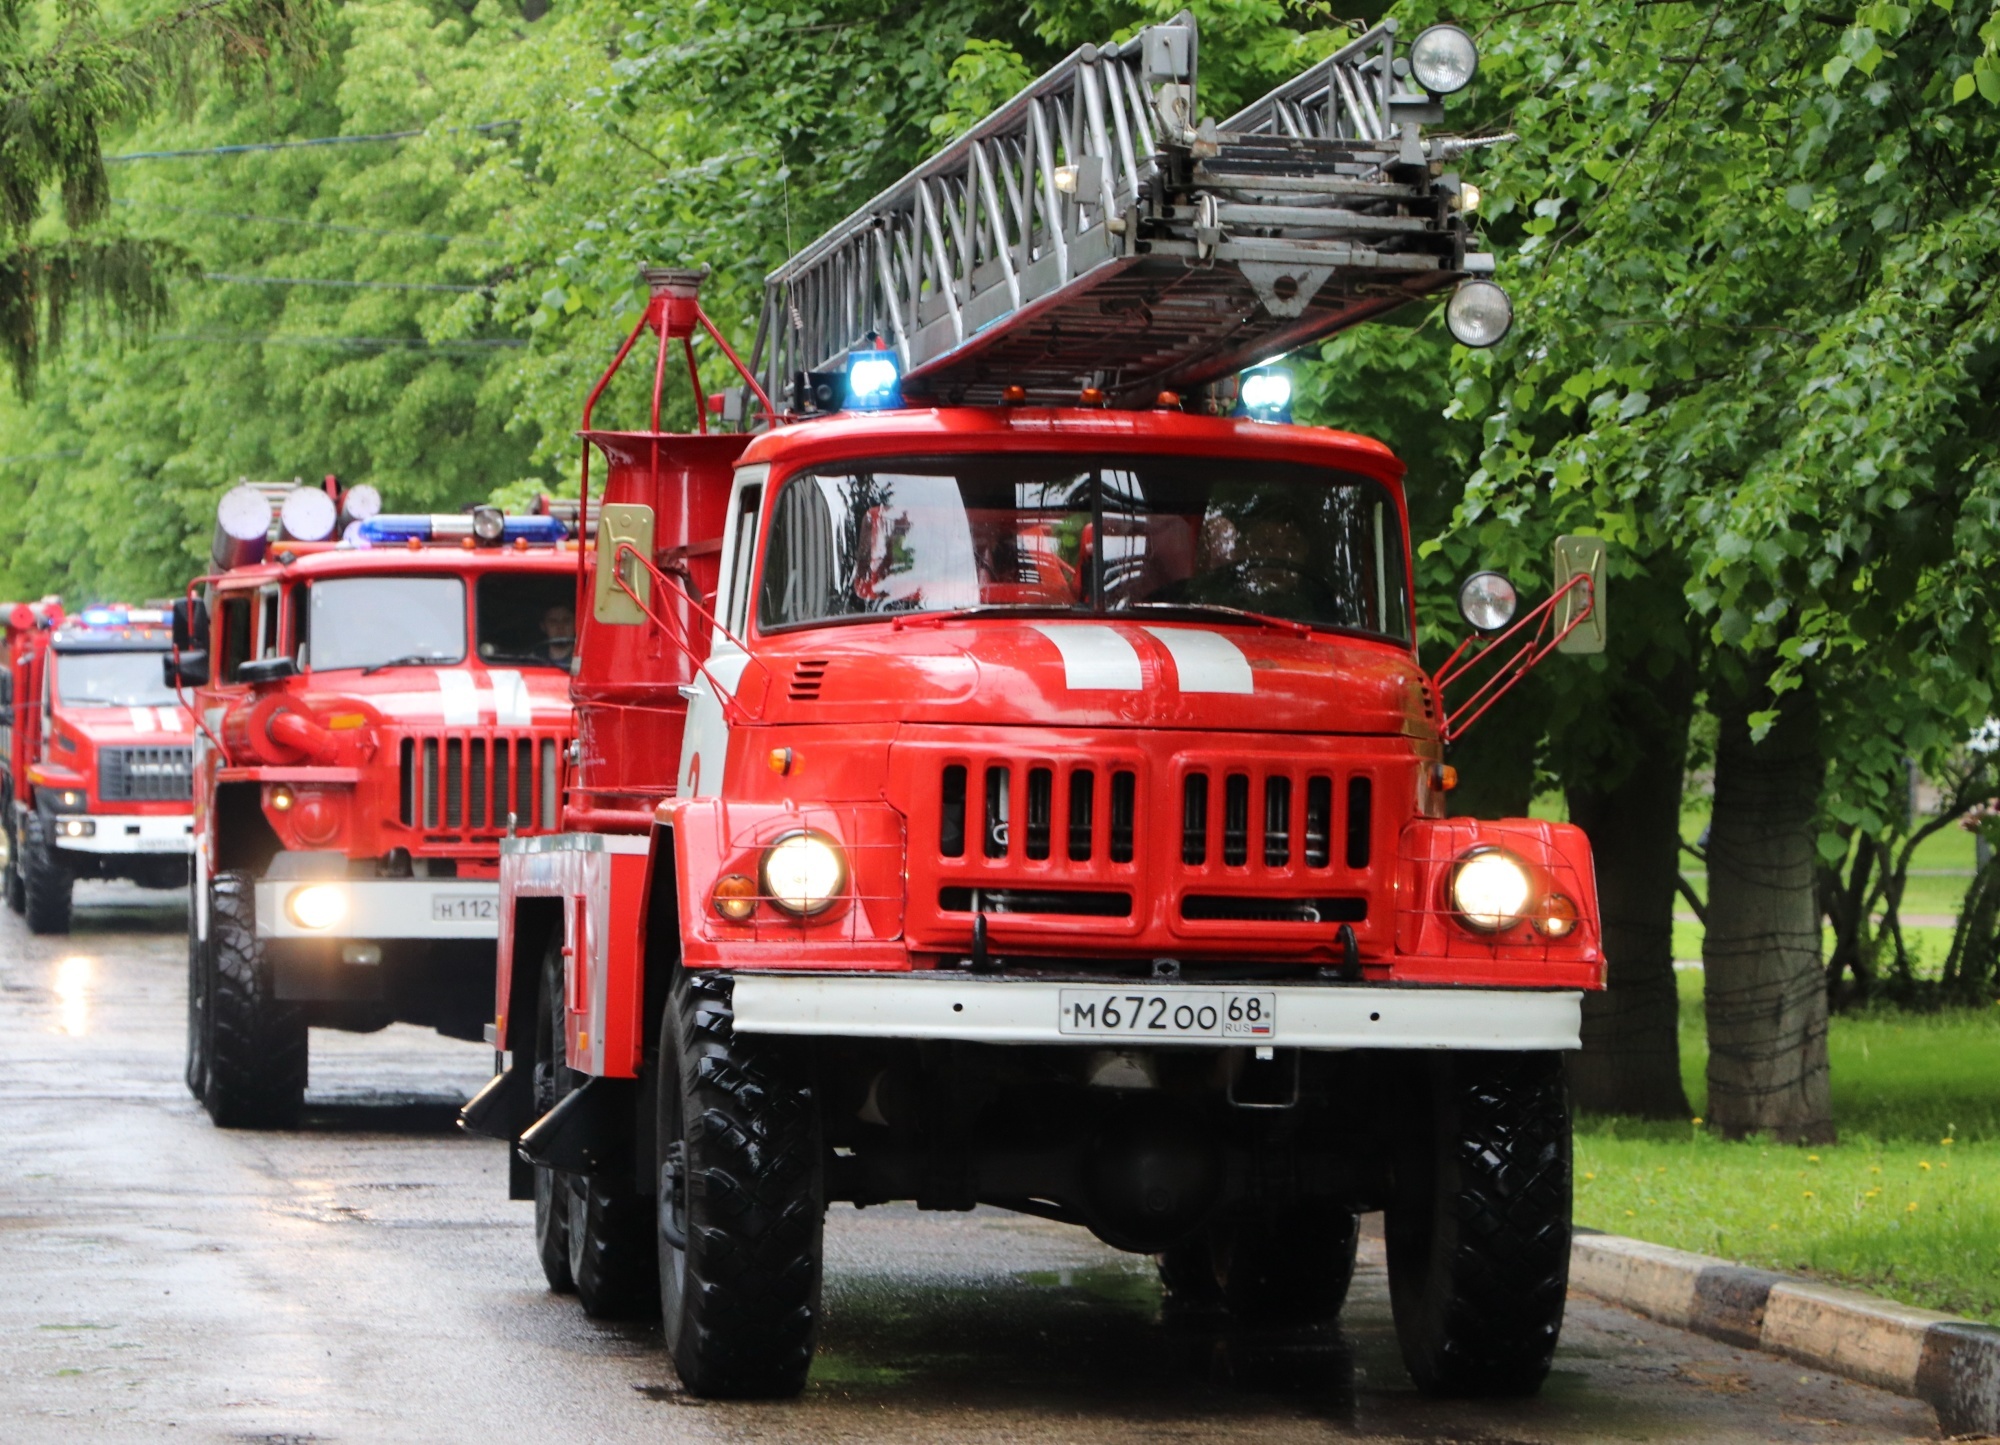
[
  {"xmin": 1457, "ymin": 571, "xmax": 1519, "ymax": 632},
  {"xmin": 285, "ymin": 882, "xmax": 348, "ymax": 931},
  {"xmin": 760, "ymin": 831, "xmax": 847, "ymax": 916},
  {"xmin": 471, "ymin": 505, "xmax": 506, "ymax": 544},
  {"xmin": 1451, "ymin": 849, "xmax": 1532, "ymax": 932},
  {"xmin": 1446, "ymin": 280, "xmax": 1513, "ymax": 348},
  {"xmin": 1410, "ymin": 24, "xmax": 1479, "ymax": 94}
]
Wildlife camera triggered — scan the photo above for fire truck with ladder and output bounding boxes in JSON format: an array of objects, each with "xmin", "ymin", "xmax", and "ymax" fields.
[
  {"xmin": 174, "ymin": 478, "xmax": 577, "ymax": 1128},
  {"xmin": 464, "ymin": 14, "xmax": 1608, "ymax": 1399},
  {"xmin": 2, "ymin": 598, "xmax": 195, "ymax": 934}
]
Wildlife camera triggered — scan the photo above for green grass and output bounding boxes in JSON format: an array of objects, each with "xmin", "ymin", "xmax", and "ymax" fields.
[{"xmin": 1576, "ymin": 969, "xmax": 2000, "ymax": 1321}]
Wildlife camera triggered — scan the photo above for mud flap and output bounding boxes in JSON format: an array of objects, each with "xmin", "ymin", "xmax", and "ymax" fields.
[{"xmin": 516, "ymin": 1075, "xmax": 639, "ymax": 1177}]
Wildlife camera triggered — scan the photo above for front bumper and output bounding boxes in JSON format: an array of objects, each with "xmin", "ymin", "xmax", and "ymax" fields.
[
  {"xmin": 52, "ymin": 813, "xmax": 194, "ymax": 856},
  {"xmin": 729, "ymin": 974, "xmax": 1582, "ymax": 1051},
  {"xmin": 255, "ymin": 877, "xmax": 499, "ymax": 941}
]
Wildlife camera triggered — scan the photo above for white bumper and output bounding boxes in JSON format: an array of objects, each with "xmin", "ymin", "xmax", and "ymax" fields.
[
  {"xmin": 730, "ymin": 975, "xmax": 1583, "ymax": 1051},
  {"xmin": 55, "ymin": 813, "xmax": 194, "ymax": 856},
  {"xmin": 254, "ymin": 878, "xmax": 499, "ymax": 941}
]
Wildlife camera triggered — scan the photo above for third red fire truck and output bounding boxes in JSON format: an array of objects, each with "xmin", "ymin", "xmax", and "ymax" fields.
[
  {"xmin": 2, "ymin": 600, "xmax": 194, "ymax": 933},
  {"xmin": 467, "ymin": 15, "xmax": 1607, "ymax": 1400},
  {"xmin": 177, "ymin": 480, "xmax": 577, "ymax": 1127}
]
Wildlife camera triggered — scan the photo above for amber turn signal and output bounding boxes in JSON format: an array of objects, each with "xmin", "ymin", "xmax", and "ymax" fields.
[
  {"xmin": 712, "ymin": 874, "xmax": 758, "ymax": 922},
  {"xmin": 1432, "ymin": 763, "xmax": 1458, "ymax": 792},
  {"xmin": 1534, "ymin": 894, "xmax": 1579, "ymax": 938},
  {"xmin": 768, "ymin": 747, "xmax": 797, "ymax": 776}
]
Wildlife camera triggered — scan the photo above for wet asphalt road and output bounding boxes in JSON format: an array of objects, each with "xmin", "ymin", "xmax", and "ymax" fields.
[{"xmin": 0, "ymin": 886, "xmax": 1942, "ymax": 1444}]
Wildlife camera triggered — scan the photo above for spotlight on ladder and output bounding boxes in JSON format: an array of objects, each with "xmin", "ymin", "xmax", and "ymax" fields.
[{"xmin": 1237, "ymin": 367, "xmax": 1294, "ymax": 423}]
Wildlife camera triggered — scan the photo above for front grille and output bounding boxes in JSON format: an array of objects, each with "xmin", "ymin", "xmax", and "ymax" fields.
[
  {"xmin": 99, "ymin": 746, "xmax": 193, "ymax": 802},
  {"xmin": 940, "ymin": 759, "xmax": 1137, "ymax": 866},
  {"xmin": 1180, "ymin": 763, "xmax": 1370, "ymax": 876},
  {"xmin": 398, "ymin": 732, "xmax": 561, "ymax": 833}
]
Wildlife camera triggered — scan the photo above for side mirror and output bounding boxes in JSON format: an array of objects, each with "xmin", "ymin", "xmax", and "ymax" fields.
[
  {"xmin": 236, "ymin": 656, "xmax": 297, "ymax": 686},
  {"xmin": 1457, "ymin": 571, "xmax": 1518, "ymax": 633},
  {"xmin": 172, "ymin": 597, "xmax": 209, "ymax": 653},
  {"xmin": 165, "ymin": 651, "xmax": 209, "ymax": 689},
  {"xmin": 593, "ymin": 503, "xmax": 656, "ymax": 626},
  {"xmin": 1552, "ymin": 535, "xmax": 1607, "ymax": 655}
]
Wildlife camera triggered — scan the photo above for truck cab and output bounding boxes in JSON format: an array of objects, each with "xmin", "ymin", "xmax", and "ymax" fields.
[
  {"xmin": 2, "ymin": 601, "xmax": 194, "ymax": 933},
  {"xmin": 182, "ymin": 496, "xmax": 578, "ymax": 1128}
]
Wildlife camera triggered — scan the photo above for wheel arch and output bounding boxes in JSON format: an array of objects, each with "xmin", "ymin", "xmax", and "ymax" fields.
[
  {"xmin": 504, "ymin": 894, "xmax": 564, "ymax": 1056},
  {"xmin": 213, "ymin": 781, "xmax": 282, "ymax": 876}
]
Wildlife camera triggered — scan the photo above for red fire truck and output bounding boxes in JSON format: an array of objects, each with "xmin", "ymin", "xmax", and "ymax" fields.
[
  {"xmin": 2, "ymin": 600, "xmax": 195, "ymax": 934},
  {"xmin": 468, "ymin": 16, "xmax": 1606, "ymax": 1399},
  {"xmin": 176, "ymin": 481, "xmax": 577, "ymax": 1128}
]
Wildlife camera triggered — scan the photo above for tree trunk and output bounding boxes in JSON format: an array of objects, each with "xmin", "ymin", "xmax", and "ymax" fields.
[
  {"xmin": 1703, "ymin": 673, "xmax": 1834, "ymax": 1143},
  {"xmin": 1567, "ymin": 689, "xmax": 1694, "ymax": 1119}
]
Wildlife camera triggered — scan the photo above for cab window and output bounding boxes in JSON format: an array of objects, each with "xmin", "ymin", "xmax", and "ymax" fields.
[
  {"xmin": 475, "ymin": 573, "xmax": 576, "ymax": 668},
  {"xmin": 308, "ymin": 577, "xmax": 466, "ymax": 673},
  {"xmin": 217, "ymin": 595, "xmax": 254, "ymax": 683},
  {"xmin": 725, "ymin": 482, "xmax": 763, "ymax": 636}
]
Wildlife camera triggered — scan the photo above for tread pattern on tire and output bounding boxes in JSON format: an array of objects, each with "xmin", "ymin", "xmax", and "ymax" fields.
[
  {"xmin": 21, "ymin": 812, "xmax": 72, "ymax": 935},
  {"xmin": 568, "ymin": 1174, "xmax": 661, "ymax": 1320},
  {"xmin": 532, "ymin": 946, "xmax": 574, "ymax": 1294},
  {"xmin": 1388, "ymin": 1050, "xmax": 1571, "ymax": 1397},
  {"xmin": 202, "ymin": 870, "xmax": 307, "ymax": 1129},
  {"xmin": 3, "ymin": 805, "xmax": 25, "ymax": 915},
  {"xmin": 184, "ymin": 871, "xmax": 208, "ymax": 1101},
  {"xmin": 661, "ymin": 972, "xmax": 823, "ymax": 1398}
]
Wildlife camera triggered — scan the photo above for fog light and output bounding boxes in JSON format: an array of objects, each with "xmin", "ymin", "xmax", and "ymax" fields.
[
  {"xmin": 1534, "ymin": 894, "xmax": 1579, "ymax": 938},
  {"xmin": 712, "ymin": 873, "xmax": 758, "ymax": 922},
  {"xmin": 760, "ymin": 831, "xmax": 847, "ymax": 916},
  {"xmin": 1450, "ymin": 848, "xmax": 1532, "ymax": 932},
  {"xmin": 286, "ymin": 883, "xmax": 348, "ymax": 931},
  {"xmin": 341, "ymin": 943, "xmax": 383, "ymax": 966},
  {"xmin": 270, "ymin": 784, "xmax": 296, "ymax": 811},
  {"xmin": 58, "ymin": 818, "xmax": 95, "ymax": 839}
]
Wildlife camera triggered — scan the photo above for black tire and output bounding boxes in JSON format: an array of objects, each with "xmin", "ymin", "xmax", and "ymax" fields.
[
  {"xmin": 656, "ymin": 972, "xmax": 823, "ymax": 1398},
  {"xmin": 3, "ymin": 808, "xmax": 24, "ymax": 915},
  {"xmin": 1156, "ymin": 1236, "xmax": 1226, "ymax": 1315},
  {"xmin": 531, "ymin": 942, "xmax": 574, "ymax": 1294},
  {"xmin": 1213, "ymin": 1206, "xmax": 1361, "ymax": 1325},
  {"xmin": 1386, "ymin": 1051, "xmax": 1571, "ymax": 1397},
  {"xmin": 200, "ymin": 870, "xmax": 307, "ymax": 1129},
  {"xmin": 184, "ymin": 869, "xmax": 208, "ymax": 1101},
  {"xmin": 21, "ymin": 812, "xmax": 73, "ymax": 935},
  {"xmin": 568, "ymin": 1172, "xmax": 663, "ymax": 1320}
]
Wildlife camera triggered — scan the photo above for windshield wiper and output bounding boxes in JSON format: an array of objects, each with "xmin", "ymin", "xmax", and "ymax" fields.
[
  {"xmin": 477, "ymin": 650, "xmax": 569, "ymax": 669},
  {"xmin": 361, "ymin": 652, "xmax": 456, "ymax": 676},
  {"xmin": 1120, "ymin": 603, "xmax": 1313, "ymax": 636}
]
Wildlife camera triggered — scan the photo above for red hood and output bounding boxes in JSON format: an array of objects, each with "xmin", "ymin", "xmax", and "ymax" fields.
[
  {"xmin": 248, "ymin": 663, "xmax": 574, "ymax": 731},
  {"xmin": 749, "ymin": 618, "xmax": 1433, "ymax": 738},
  {"xmin": 57, "ymin": 703, "xmax": 196, "ymax": 744}
]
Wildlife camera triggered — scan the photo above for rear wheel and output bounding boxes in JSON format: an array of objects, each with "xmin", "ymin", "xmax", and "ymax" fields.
[
  {"xmin": 1158, "ymin": 1207, "xmax": 1359, "ymax": 1325},
  {"xmin": 1386, "ymin": 1051, "xmax": 1571, "ymax": 1397},
  {"xmin": 531, "ymin": 942, "xmax": 574, "ymax": 1294},
  {"xmin": 2, "ymin": 806, "xmax": 24, "ymax": 915},
  {"xmin": 567, "ymin": 1173, "xmax": 662, "ymax": 1320},
  {"xmin": 21, "ymin": 812, "xmax": 72, "ymax": 935},
  {"xmin": 656, "ymin": 971, "xmax": 823, "ymax": 1398},
  {"xmin": 201, "ymin": 870, "xmax": 307, "ymax": 1128}
]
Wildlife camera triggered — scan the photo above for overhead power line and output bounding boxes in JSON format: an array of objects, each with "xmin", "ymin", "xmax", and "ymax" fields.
[
  {"xmin": 204, "ymin": 273, "xmax": 489, "ymax": 294},
  {"xmin": 113, "ymin": 197, "xmax": 492, "ymax": 245},
  {"xmin": 154, "ymin": 334, "xmax": 525, "ymax": 350},
  {"xmin": 107, "ymin": 121, "xmax": 521, "ymax": 162}
]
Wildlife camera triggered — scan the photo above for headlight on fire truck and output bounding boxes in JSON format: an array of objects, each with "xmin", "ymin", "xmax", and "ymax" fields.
[
  {"xmin": 1449, "ymin": 847, "xmax": 1532, "ymax": 932},
  {"xmin": 759, "ymin": 830, "xmax": 847, "ymax": 916},
  {"xmin": 285, "ymin": 883, "xmax": 349, "ymax": 931}
]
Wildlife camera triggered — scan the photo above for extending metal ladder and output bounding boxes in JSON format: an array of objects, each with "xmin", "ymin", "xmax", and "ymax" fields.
[{"xmin": 751, "ymin": 12, "xmax": 1501, "ymax": 408}]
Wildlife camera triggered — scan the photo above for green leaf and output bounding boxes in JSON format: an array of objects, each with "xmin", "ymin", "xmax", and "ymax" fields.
[
  {"xmin": 1785, "ymin": 182, "xmax": 1816, "ymax": 210},
  {"xmin": 1954, "ymin": 73, "xmax": 1978, "ymax": 102}
]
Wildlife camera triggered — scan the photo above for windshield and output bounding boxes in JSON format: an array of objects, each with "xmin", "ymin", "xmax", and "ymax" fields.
[
  {"xmin": 307, "ymin": 577, "xmax": 466, "ymax": 672},
  {"xmin": 756, "ymin": 455, "xmax": 1410, "ymax": 642},
  {"xmin": 476, "ymin": 573, "xmax": 577, "ymax": 669},
  {"xmin": 54, "ymin": 650, "xmax": 179, "ymax": 708}
]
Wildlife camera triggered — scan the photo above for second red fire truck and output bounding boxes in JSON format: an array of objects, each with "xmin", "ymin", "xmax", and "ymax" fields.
[
  {"xmin": 468, "ymin": 14, "xmax": 1606, "ymax": 1401},
  {"xmin": 2, "ymin": 600, "xmax": 195, "ymax": 934},
  {"xmin": 177, "ymin": 481, "xmax": 577, "ymax": 1127}
]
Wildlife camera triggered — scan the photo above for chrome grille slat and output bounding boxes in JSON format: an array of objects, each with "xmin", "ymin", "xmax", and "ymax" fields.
[{"xmin": 98, "ymin": 745, "xmax": 193, "ymax": 802}]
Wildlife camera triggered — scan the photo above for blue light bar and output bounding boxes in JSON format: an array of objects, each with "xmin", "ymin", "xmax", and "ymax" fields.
[
  {"xmin": 503, "ymin": 516, "xmax": 569, "ymax": 545},
  {"xmin": 354, "ymin": 514, "xmax": 433, "ymax": 545},
  {"xmin": 845, "ymin": 350, "xmax": 903, "ymax": 410}
]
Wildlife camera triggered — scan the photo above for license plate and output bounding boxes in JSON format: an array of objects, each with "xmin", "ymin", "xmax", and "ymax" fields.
[
  {"xmin": 1057, "ymin": 988, "xmax": 1276, "ymax": 1040},
  {"xmin": 432, "ymin": 894, "xmax": 497, "ymax": 923}
]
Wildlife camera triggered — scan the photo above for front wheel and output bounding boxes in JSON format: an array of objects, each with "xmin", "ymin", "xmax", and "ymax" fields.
[
  {"xmin": 656, "ymin": 971, "xmax": 823, "ymax": 1398},
  {"xmin": 1385, "ymin": 1051, "xmax": 1572, "ymax": 1397},
  {"xmin": 531, "ymin": 941, "xmax": 574, "ymax": 1294},
  {"xmin": 21, "ymin": 812, "xmax": 73, "ymax": 935},
  {"xmin": 201, "ymin": 870, "xmax": 307, "ymax": 1128},
  {"xmin": 2, "ymin": 808, "xmax": 24, "ymax": 915},
  {"xmin": 184, "ymin": 868, "xmax": 208, "ymax": 1101}
]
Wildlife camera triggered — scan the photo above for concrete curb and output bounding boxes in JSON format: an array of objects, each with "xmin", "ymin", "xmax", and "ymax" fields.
[{"xmin": 1572, "ymin": 1231, "xmax": 2000, "ymax": 1436}]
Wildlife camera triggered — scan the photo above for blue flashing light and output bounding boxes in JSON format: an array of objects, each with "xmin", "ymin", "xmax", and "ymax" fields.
[
  {"xmin": 502, "ymin": 516, "xmax": 569, "ymax": 545},
  {"xmin": 1238, "ymin": 367, "xmax": 1294, "ymax": 423},
  {"xmin": 845, "ymin": 351, "xmax": 903, "ymax": 410},
  {"xmin": 79, "ymin": 607, "xmax": 123, "ymax": 626},
  {"xmin": 354, "ymin": 514, "xmax": 433, "ymax": 545}
]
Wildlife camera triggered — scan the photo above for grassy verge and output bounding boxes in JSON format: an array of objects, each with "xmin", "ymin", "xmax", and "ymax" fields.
[{"xmin": 1575, "ymin": 970, "xmax": 2000, "ymax": 1321}]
